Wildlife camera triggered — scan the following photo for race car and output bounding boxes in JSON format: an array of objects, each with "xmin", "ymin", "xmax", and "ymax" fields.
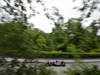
[{"xmin": 47, "ymin": 61, "xmax": 66, "ymax": 67}]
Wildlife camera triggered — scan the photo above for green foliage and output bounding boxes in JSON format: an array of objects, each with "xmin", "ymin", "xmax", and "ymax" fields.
[
  {"xmin": 0, "ymin": 18, "xmax": 100, "ymax": 58},
  {"xmin": 29, "ymin": 51, "xmax": 100, "ymax": 59},
  {"xmin": 0, "ymin": 21, "xmax": 34, "ymax": 58},
  {"xmin": 67, "ymin": 44, "xmax": 80, "ymax": 52},
  {"xmin": 0, "ymin": 59, "xmax": 56, "ymax": 75},
  {"xmin": 66, "ymin": 63, "xmax": 100, "ymax": 75},
  {"xmin": 67, "ymin": 44, "xmax": 82, "ymax": 58}
]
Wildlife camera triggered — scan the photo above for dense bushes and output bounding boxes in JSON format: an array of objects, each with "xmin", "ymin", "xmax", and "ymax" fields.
[
  {"xmin": 66, "ymin": 63, "xmax": 100, "ymax": 75},
  {"xmin": 32, "ymin": 51, "xmax": 100, "ymax": 59},
  {"xmin": 0, "ymin": 58, "xmax": 56, "ymax": 75}
]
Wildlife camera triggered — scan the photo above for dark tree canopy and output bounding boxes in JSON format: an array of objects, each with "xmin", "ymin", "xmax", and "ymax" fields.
[
  {"xmin": 73, "ymin": 0, "xmax": 100, "ymax": 21},
  {"xmin": 0, "ymin": 0, "xmax": 62, "ymax": 24}
]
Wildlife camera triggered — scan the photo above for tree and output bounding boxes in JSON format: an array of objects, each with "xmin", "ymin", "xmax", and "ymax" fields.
[
  {"xmin": 35, "ymin": 32, "xmax": 48, "ymax": 50},
  {"xmin": 73, "ymin": 0, "xmax": 100, "ymax": 23},
  {"xmin": 0, "ymin": 0, "xmax": 61, "ymax": 24},
  {"xmin": 0, "ymin": 21, "xmax": 34, "ymax": 58},
  {"xmin": 51, "ymin": 23, "xmax": 69, "ymax": 51}
]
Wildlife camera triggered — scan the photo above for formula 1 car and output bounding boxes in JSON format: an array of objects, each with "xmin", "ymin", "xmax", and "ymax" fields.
[{"xmin": 47, "ymin": 61, "xmax": 66, "ymax": 67}]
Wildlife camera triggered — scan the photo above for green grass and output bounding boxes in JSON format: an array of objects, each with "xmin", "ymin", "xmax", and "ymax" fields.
[{"xmin": 34, "ymin": 50, "xmax": 100, "ymax": 55}]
